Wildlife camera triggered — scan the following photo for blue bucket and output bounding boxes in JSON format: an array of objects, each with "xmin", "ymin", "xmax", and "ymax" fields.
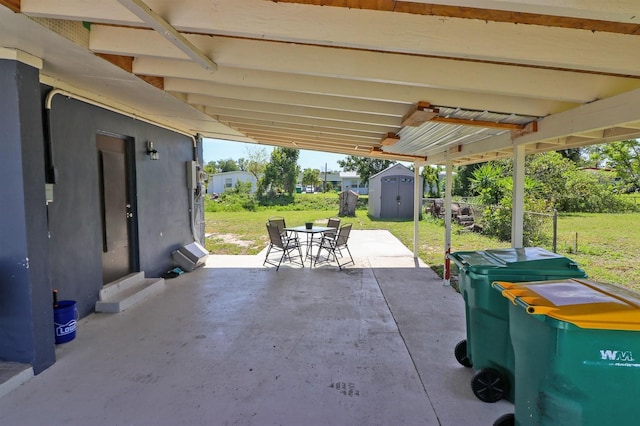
[{"xmin": 53, "ymin": 300, "xmax": 77, "ymax": 344}]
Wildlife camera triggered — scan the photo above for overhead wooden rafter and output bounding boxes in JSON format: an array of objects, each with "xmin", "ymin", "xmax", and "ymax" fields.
[
  {"xmin": 0, "ymin": 0, "xmax": 20, "ymax": 13},
  {"xmin": 369, "ymin": 146, "xmax": 426, "ymax": 162},
  {"xmin": 380, "ymin": 132, "xmax": 400, "ymax": 146},
  {"xmin": 95, "ymin": 53, "xmax": 133, "ymax": 72},
  {"xmin": 116, "ymin": 0, "xmax": 218, "ymax": 72},
  {"xmin": 402, "ymin": 101, "xmax": 537, "ymax": 131},
  {"xmin": 431, "ymin": 116, "xmax": 528, "ymax": 130},
  {"xmin": 271, "ymin": 1, "xmax": 640, "ymax": 36},
  {"xmin": 401, "ymin": 102, "xmax": 439, "ymax": 127},
  {"xmin": 94, "ymin": 53, "xmax": 164, "ymax": 89}
]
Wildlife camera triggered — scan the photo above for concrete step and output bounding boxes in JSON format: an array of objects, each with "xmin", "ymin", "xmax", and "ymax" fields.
[
  {"xmin": 0, "ymin": 362, "xmax": 33, "ymax": 400},
  {"xmin": 95, "ymin": 272, "xmax": 164, "ymax": 313}
]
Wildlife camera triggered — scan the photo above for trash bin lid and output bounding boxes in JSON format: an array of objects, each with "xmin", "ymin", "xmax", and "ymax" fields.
[
  {"xmin": 450, "ymin": 247, "xmax": 583, "ymax": 275},
  {"xmin": 494, "ymin": 278, "xmax": 640, "ymax": 331},
  {"xmin": 449, "ymin": 249, "xmax": 505, "ymax": 268}
]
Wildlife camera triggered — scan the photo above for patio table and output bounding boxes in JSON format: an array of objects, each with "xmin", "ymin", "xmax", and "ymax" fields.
[{"xmin": 285, "ymin": 225, "xmax": 334, "ymax": 266}]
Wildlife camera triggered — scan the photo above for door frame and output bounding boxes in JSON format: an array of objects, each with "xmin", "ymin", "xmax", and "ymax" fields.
[{"xmin": 96, "ymin": 131, "xmax": 140, "ymax": 281}]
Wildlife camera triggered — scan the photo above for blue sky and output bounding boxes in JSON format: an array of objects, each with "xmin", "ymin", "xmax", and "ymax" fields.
[{"xmin": 203, "ymin": 138, "xmax": 348, "ymax": 172}]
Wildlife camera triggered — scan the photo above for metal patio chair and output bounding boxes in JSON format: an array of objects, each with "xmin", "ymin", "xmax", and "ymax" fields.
[
  {"xmin": 312, "ymin": 217, "xmax": 341, "ymax": 246},
  {"xmin": 325, "ymin": 217, "xmax": 341, "ymax": 238},
  {"xmin": 268, "ymin": 216, "xmax": 295, "ymax": 240},
  {"xmin": 264, "ymin": 222, "xmax": 304, "ymax": 270},
  {"xmin": 314, "ymin": 223, "xmax": 354, "ymax": 270}
]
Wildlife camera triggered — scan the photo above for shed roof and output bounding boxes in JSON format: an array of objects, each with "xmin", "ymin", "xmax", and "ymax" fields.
[{"xmin": 370, "ymin": 163, "xmax": 413, "ymax": 180}]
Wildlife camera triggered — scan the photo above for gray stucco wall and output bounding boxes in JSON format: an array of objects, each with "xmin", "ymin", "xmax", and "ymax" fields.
[
  {"xmin": 0, "ymin": 60, "xmax": 55, "ymax": 373},
  {"xmin": 46, "ymin": 93, "xmax": 202, "ymax": 318}
]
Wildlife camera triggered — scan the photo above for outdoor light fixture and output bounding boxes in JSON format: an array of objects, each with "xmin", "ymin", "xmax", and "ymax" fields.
[{"xmin": 147, "ymin": 141, "xmax": 159, "ymax": 160}]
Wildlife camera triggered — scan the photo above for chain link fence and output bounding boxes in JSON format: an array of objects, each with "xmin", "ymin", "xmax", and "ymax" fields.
[{"xmin": 424, "ymin": 198, "xmax": 558, "ymax": 252}]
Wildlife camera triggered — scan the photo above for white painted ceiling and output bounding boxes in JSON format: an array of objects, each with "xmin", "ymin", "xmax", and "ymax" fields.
[{"xmin": 3, "ymin": 0, "xmax": 640, "ymax": 165}]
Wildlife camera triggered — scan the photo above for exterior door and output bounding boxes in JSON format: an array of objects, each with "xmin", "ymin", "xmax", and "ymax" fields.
[
  {"xmin": 380, "ymin": 176, "xmax": 398, "ymax": 218},
  {"xmin": 380, "ymin": 175, "xmax": 414, "ymax": 218},
  {"xmin": 97, "ymin": 134, "xmax": 135, "ymax": 284},
  {"xmin": 397, "ymin": 176, "xmax": 414, "ymax": 218}
]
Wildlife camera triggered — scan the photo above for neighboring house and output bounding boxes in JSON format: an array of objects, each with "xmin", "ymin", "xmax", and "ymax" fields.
[
  {"xmin": 368, "ymin": 164, "xmax": 421, "ymax": 219},
  {"xmin": 340, "ymin": 171, "xmax": 368, "ymax": 195},
  {"xmin": 580, "ymin": 167, "xmax": 621, "ymax": 185},
  {"xmin": 297, "ymin": 170, "xmax": 367, "ymax": 194},
  {"xmin": 208, "ymin": 171, "xmax": 257, "ymax": 194}
]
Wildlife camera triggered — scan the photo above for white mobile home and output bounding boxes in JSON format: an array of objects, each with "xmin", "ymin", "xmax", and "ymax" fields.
[{"xmin": 208, "ymin": 171, "xmax": 257, "ymax": 194}]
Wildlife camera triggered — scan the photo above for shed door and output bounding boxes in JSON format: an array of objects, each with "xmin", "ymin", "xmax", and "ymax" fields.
[
  {"xmin": 380, "ymin": 175, "xmax": 414, "ymax": 218},
  {"xmin": 397, "ymin": 176, "xmax": 414, "ymax": 218},
  {"xmin": 97, "ymin": 134, "xmax": 135, "ymax": 284}
]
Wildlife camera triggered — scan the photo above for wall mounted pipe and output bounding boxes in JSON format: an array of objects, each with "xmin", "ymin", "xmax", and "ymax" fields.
[{"xmin": 44, "ymin": 88, "xmax": 197, "ymax": 147}]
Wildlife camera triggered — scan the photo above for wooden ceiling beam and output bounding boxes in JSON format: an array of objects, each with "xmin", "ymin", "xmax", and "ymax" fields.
[
  {"xmin": 136, "ymin": 75, "xmax": 164, "ymax": 90},
  {"xmin": 272, "ymin": 1, "xmax": 640, "ymax": 36},
  {"xmin": 95, "ymin": 53, "xmax": 133, "ymax": 73},
  {"xmin": 237, "ymin": 128, "xmax": 377, "ymax": 146},
  {"xmin": 603, "ymin": 126, "xmax": 640, "ymax": 138},
  {"xmin": 116, "ymin": 0, "xmax": 218, "ymax": 72},
  {"xmin": 430, "ymin": 116, "xmax": 528, "ymax": 130},
  {"xmin": 216, "ymin": 116, "xmax": 383, "ymax": 139},
  {"xmin": 0, "ymin": 0, "xmax": 20, "ymax": 13},
  {"xmin": 380, "ymin": 133, "xmax": 400, "ymax": 146},
  {"xmin": 230, "ymin": 123, "xmax": 379, "ymax": 143},
  {"xmin": 401, "ymin": 102, "xmax": 439, "ymax": 127},
  {"xmin": 369, "ymin": 146, "xmax": 426, "ymax": 161}
]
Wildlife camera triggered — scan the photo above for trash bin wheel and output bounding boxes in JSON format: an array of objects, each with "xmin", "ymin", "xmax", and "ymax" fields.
[
  {"xmin": 493, "ymin": 413, "xmax": 515, "ymax": 426},
  {"xmin": 454, "ymin": 339, "xmax": 472, "ymax": 368},
  {"xmin": 471, "ymin": 368, "xmax": 508, "ymax": 403}
]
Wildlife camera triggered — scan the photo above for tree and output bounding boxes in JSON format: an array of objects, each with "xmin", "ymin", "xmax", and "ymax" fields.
[
  {"xmin": 452, "ymin": 163, "xmax": 481, "ymax": 196},
  {"xmin": 203, "ymin": 160, "xmax": 217, "ymax": 175},
  {"xmin": 601, "ymin": 140, "xmax": 640, "ymax": 192},
  {"xmin": 526, "ymin": 151, "xmax": 580, "ymax": 210},
  {"xmin": 302, "ymin": 168, "xmax": 321, "ymax": 187},
  {"xmin": 244, "ymin": 146, "xmax": 269, "ymax": 181},
  {"xmin": 261, "ymin": 147, "xmax": 300, "ymax": 194},
  {"xmin": 525, "ymin": 151, "xmax": 621, "ymax": 212},
  {"xmin": 469, "ymin": 163, "xmax": 509, "ymax": 205},
  {"xmin": 216, "ymin": 158, "xmax": 239, "ymax": 172},
  {"xmin": 236, "ymin": 158, "xmax": 247, "ymax": 171},
  {"xmin": 422, "ymin": 165, "xmax": 442, "ymax": 197},
  {"xmin": 557, "ymin": 148, "xmax": 583, "ymax": 163},
  {"xmin": 338, "ymin": 156, "xmax": 395, "ymax": 185},
  {"xmin": 582, "ymin": 145, "xmax": 608, "ymax": 168}
]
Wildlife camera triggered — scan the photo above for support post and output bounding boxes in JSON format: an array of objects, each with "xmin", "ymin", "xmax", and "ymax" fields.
[
  {"xmin": 444, "ymin": 155, "xmax": 453, "ymax": 286},
  {"xmin": 511, "ymin": 144, "xmax": 525, "ymax": 248},
  {"xmin": 413, "ymin": 164, "xmax": 421, "ymax": 258}
]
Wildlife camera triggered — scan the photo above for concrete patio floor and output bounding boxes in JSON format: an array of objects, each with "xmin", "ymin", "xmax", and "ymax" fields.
[{"xmin": 0, "ymin": 230, "xmax": 512, "ymax": 425}]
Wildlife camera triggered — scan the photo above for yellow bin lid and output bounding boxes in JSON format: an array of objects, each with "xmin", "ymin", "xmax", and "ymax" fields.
[{"xmin": 493, "ymin": 278, "xmax": 640, "ymax": 331}]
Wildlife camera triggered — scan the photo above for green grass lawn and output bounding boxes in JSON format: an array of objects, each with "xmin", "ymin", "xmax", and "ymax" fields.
[
  {"xmin": 555, "ymin": 213, "xmax": 640, "ymax": 292},
  {"xmin": 204, "ymin": 207, "xmax": 640, "ymax": 292}
]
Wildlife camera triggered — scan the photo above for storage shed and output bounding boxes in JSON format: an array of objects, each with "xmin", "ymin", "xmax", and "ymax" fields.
[{"xmin": 368, "ymin": 164, "xmax": 421, "ymax": 219}]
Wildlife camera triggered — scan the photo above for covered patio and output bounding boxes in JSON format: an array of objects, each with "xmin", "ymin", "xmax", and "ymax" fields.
[
  {"xmin": 2, "ymin": 2, "xmax": 640, "ymax": 421},
  {"xmin": 0, "ymin": 230, "xmax": 511, "ymax": 424}
]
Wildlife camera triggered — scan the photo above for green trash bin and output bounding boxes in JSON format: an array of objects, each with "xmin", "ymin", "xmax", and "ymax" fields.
[
  {"xmin": 449, "ymin": 247, "xmax": 587, "ymax": 403},
  {"xmin": 493, "ymin": 278, "xmax": 640, "ymax": 426}
]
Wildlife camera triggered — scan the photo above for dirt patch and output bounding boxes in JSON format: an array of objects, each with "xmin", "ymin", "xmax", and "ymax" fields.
[{"xmin": 206, "ymin": 233, "xmax": 252, "ymax": 247}]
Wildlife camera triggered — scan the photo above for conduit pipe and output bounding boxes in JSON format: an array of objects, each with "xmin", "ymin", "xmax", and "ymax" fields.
[{"xmin": 45, "ymin": 88, "xmax": 197, "ymax": 147}]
